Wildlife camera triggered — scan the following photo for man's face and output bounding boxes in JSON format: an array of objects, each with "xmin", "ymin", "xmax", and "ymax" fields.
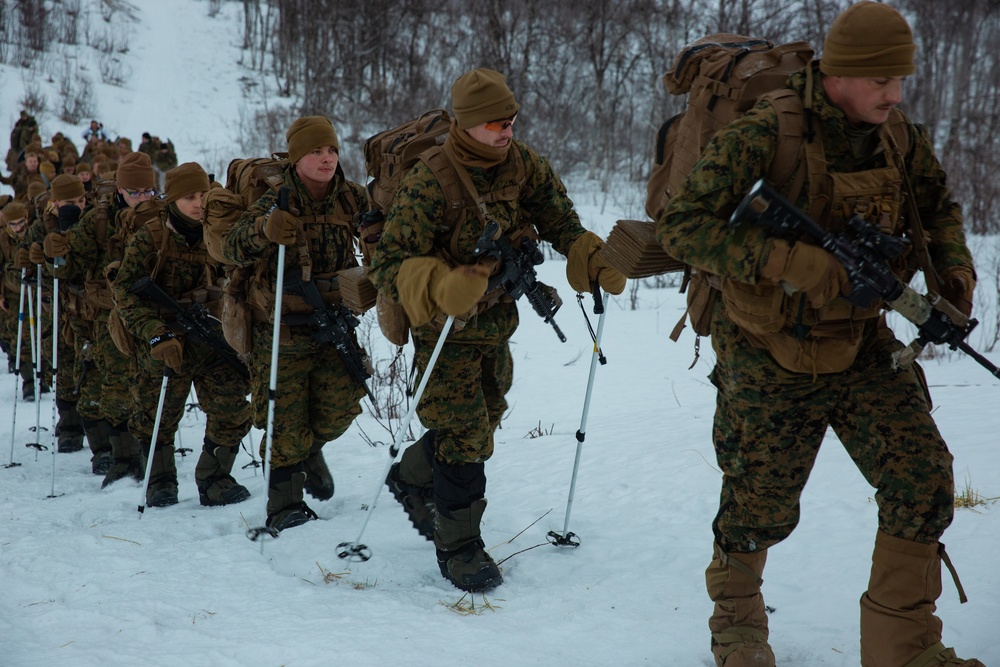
[
  {"xmin": 52, "ymin": 195, "xmax": 88, "ymax": 210},
  {"xmin": 173, "ymin": 192, "xmax": 204, "ymax": 221},
  {"xmin": 118, "ymin": 186, "xmax": 154, "ymax": 208},
  {"xmin": 824, "ymin": 76, "xmax": 905, "ymax": 125},
  {"xmin": 295, "ymin": 146, "xmax": 339, "ymax": 186},
  {"xmin": 465, "ymin": 115, "xmax": 516, "ymax": 149},
  {"xmin": 6, "ymin": 216, "xmax": 28, "ymax": 239},
  {"xmin": 24, "ymin": 154, "xmax": 39, "ymax": 171}
]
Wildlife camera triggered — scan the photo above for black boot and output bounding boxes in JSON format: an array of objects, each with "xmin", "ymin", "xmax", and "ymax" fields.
[
  {"xmin": 142, "ymin": 440, "xmax": 178, "ymax": 507},
  {"xmin": 102, "ymin": 426, "xmax": 143, "ymax": 488},
  {"xmin": 56, "ymin": 399, "xmax": 85, "ymax": 453},
  {"xmin": 265, "ymin": 463, "xmax": 317, "ymax": 532},
  {"xmin": 303, "ymin": 439, "xmax": 334, "ymax": 501},
  {"xmin": 435, "ymin": 499, "xmax": 502, "ymax": 592},
  {"xmin": 385, "ymin": 430, "xmax": 436, "ymax": 540},
  {"xmin": 195, "ymin": 439, "xmax": 250, "ymax": 506},
  {"xmin": 83, "ymin": 418, "xmax": 113, "ymax": 474}
]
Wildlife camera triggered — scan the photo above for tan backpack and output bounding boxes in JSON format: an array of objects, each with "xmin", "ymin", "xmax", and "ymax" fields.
[
  {"xmin": 360, "ymin": 109, "xmax": 456, "ymax": 346},
  {"xmin": 646, "ymin": 34, "xmax": 814, "ymax": 341}
]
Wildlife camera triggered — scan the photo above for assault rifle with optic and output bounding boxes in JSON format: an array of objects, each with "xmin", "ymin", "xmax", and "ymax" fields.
[
  {"xmin": 129, "ymin": 276, "xmax": 250, "ymax": 382},
  {"xmin": 730, "ymin": 179, "xmax": 1000, "ymax": 379},
  {"xmin": 472, "ymin": 219, "xmax": 566, "ymax": 342}
]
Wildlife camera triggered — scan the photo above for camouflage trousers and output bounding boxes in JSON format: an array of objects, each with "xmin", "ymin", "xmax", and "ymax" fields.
[
  {"xmin": 71, "ymin": 310, "xmax": 133, "ymax": 425},
  {"xmin": 709, "ymin": 315, "xmax": 954, "ymax": 553},
  {"xmin": 249, "ymin": 322, "xmax": 364, "ymax": 468},
  {"xmin": 2, "ymin": 284, "xmax": 53, "ymax": 385},
  {"xmin": 412, "ymin": 329, "xmax": 514, "ymax": 465},
  {"xmin": 129, "ymin": 336, "xmax": 251, "ymax": 448}
]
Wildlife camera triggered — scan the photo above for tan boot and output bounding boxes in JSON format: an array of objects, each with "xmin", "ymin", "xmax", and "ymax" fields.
[
  {"xmin": 860, "ymin": 530, "xmax": 984, "ymax": 667},
  {"xmin": 706, "ymin": 542, "xmax": 774, "ymax": 667},
  {"xmin": 385, "ymin": 430, "xmax": 436, "ymax": 539},
  {"xmin": 143, "ymin": 442, "xmax": 178, "ymax": 507},
  {"xmin": 195, "ymin": 439, "xmax": 250, "ymax": 506},
  {"xmin": 434, "ymin": 498, "xmax": 502, "ymax": 592},
  {"xmin": 302, "ymin": 439, "xmax": 334, "ymax": 501},
  {"xmin": 266, "ymin": 463, "xmax": 317, "ymax": 532}
]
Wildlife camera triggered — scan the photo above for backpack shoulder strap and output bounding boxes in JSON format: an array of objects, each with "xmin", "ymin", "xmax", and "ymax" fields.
[{"xmin": 763, "ymin": 88, "xmax": 808, "ymax": 203}]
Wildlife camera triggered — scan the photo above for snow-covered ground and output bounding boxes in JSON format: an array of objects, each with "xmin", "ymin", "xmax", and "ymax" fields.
[{"xmin": 1, "ymin": 2, "xmax": 998, "ymax": 666}]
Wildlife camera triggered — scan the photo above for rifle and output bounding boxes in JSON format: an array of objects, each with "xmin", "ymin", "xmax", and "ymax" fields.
[
  {"xmin": 472, "ymin": 219, "xmax": 567, "ymax": 342},
  {"xmin": 281, "ymin": 268, "xmax": 373, "ymax": 398},
  {"xmin": 129, "ymin": 276, "xmax": 250, "ymax": 382},
  {"xmin": 731, "ymin": 179, "xmax": 1000, "ymax": 379}
]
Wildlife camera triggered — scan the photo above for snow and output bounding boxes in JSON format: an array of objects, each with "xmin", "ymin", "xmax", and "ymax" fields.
[{"xmin": 2, "ymin": 2, "xmax": 999, "ymax": 666}]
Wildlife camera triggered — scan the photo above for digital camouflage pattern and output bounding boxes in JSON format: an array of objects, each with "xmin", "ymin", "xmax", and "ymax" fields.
[
  {"xmin": 113, "ymin": 206, "xmax": 250, "ymax": 447},
  {"xmin": 658, "ymin": 63, "xmax": 971, "ymax": 551},
  {"xmin": 221, "ymin": 165, "xmax": 366, "ymax": 466},
  {"xmin": 368, "ymin": 139, "xmax": 587, "ymax": 463},
  {"xmin": 56, "ymin": 198, "xmax": 139, "ymax": 427}
]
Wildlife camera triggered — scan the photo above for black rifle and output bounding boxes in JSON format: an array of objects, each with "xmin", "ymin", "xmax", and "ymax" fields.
[
  {"xmin": 472, "ymin": 219, "xmax": 566, "ymax": 342},
  {"xmin": 129, "ymin": 276, "xmax": 250, "ymax": 381},
  {"xmin": 731, "ymin": 179, "xmax": 1000, "ymax": 379},
  {"xmin": 281, "ymin": 268, "xmax": 373, "ymax": 397}
]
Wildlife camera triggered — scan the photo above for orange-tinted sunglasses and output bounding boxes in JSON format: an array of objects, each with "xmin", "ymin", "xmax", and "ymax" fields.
[{"xmin": 484, "ymin": 114, "xmax": 517, "ymax": 132}]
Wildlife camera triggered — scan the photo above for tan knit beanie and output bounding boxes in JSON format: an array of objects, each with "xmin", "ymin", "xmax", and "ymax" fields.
[
  {"xmin": 115, "ymin": 152, "xmax": 156, "ymax": 190},
  {"xmin": 286, "ymin": 116, "xmax": 339, "ymax": 165},
  {"xmin": 451, "ymin": 68, "xmax": 519, "ymax": 130},
  {"xmin": 820, "ymin": 1, "xmax": 915, "ymax": 77},
  {"xmin": 164, "ymin": 162, "xmax": 210, "ymax": 203},
  {"xmin": 50, "ymin": 173, "xmax": 85, "ymax": 201}
]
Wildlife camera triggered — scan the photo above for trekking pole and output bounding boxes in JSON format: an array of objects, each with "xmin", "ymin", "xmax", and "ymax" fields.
[
  {"xmin": 5, "ymin": 269, "xmax": 27, "ymax": 470},
  {"xmin": 338, "ymin": 314, "xmax": 456, "ymax": 562},
  {"xmin": 247, "ymin": 186, "xmax": 291, "ymax": 546},
  {"xmin": 46, "ymin": 267, "xmax": 60, "ymax": 499},
  {"xmin": 138, "ymin": 366, "xmax": 173, "ymax": 516},
  {"xmin": 548, "ymin": 284, "xmax": 610, "ymax": 548},
  {"xmin": 27, "ymin": 267, "xmax": 48, "ymax": 457}
]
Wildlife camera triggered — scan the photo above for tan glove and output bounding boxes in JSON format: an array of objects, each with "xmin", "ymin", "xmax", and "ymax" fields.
[
  {"xmin": 261, "ymin": 208, "xmax": 299, "ymax": 245},
  {"xmin": 28, "ymin": 242, "xmax": 46, "ymax": 265},
  {"xmin": 938, "ymin": 265, "xmax": 975, "ymax": 317},
  {"xmin": 760, "ymin": 239, "xmax": 850, "ymax": 309},
  {"xmin": 14, "ymin": 247, "xmax": 31, "ymax": 269},
  {"xmin": 566, "ymin": 231, "xmax": 627, "ymax": 295},
  {"xmin": 43, "ymin": 232, "xmax": 70, "ymax": 258},
  {"xmin": 149, "ymin": 330, "xmax": 183, "ymax": 372},
  {"xmin": 397, "ymin": 257, "xmax": 489, "ymax": 327}
]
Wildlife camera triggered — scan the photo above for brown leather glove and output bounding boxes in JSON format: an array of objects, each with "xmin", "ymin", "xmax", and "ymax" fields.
[
  {"xmin": 149, "ymin": 330, "xmax": 183, "ymax": 372},
  {"xmin": 760, "ymin": 239, "xmax": 850, "ymax": 309},
  {"xmin": 14, "ymin": 247, "xmax": 31, "ymax": 269},
  {"xmin": 261, "ymin": 208, "xmax": 299, "ymax": 246},
  {"xmin": 566, "ymin": 231, "xmax": 627, "ymax": 295},
  {"xmin": 28, "ymin": 242, "xmax": 46, "ymax": 265},
  {"xmin": 938, "ymin": 265, "xmax": 975, "ymax": 317},
  {"xmin": 43, "ymin": 232, "xmax": 70, "ymax": 258},
  {"xmin": 397, "ymin": 257, "xmax": 489, "ymax": 326}
]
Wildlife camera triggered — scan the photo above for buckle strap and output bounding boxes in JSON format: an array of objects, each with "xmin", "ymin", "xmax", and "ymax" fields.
[
  {"xmin": 717, "ymin": 545, "xmax": 764, "ymax": 588},
  {"xmin": 938, "ymin": 542, "xmax": 968, "ymax": 604}
]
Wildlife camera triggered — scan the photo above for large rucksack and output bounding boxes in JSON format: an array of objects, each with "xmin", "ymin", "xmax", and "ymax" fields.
[
  {"xmin": 203, "ymin": 156, "xmax": 289, "ymax": 356},
  {"xmin": 646, "ymin": 34, "xmax": 814, "ymax": 340}
]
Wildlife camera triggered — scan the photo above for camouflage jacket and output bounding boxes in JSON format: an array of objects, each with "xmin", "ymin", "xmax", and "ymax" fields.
[
  {"xmin": 113, "ymin": 204, "xmax": 222, "ymax": 343},
  {"xmin": 56, "ymin": 195, "xmax": 131, "ymax": 286},
  {"xmin": 221, "ymin": 165, "xmax": 365, "ymax": 282},
  {"xmin": 368, "ymin": 139, "xmax": 586, "ymax": 341},
  {"xmin": 657, "ymin": 63, "xmax": 973, "ymax": 286}
]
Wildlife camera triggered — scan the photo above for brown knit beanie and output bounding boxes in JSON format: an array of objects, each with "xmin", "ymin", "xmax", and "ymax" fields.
[
  {"xmin": 76, "ymin": 162, "xmax": 92, "ymax": 176},
  {"xmin": 26, "ymin": 180, "xmax": 47, "ymax": 200},
  {"xmin": 3, "ymin": 200, "xmax": 29, "ymax": 222},
  {"xmin": 451, "ymin": 68, "xmax": 520, "ymax": 130},
  {"xmin": 115, "ymin": 152, "xmax": 156, "ymax": 190},
  {"xmin": 164, "ymin": 162, "xmax": 210, "ymax": 203},
  {"xmin": 820, "ymin": 1, "xmax": 915, "ymax": 77},
  {"xmin": 50, "ymin": 173, "xmax": 85, "ymax": 201},
  {"xmin": 286, "ymin": 116, "xmax": 339, "ymax": 165}
]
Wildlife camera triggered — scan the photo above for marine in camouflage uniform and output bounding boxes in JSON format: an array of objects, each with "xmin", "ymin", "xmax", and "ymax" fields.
[
  {"xmin": 48, "ymin": 152, "xmax": 158, "ymax": 483},
  {"xmin": 221, "ymin": 116, "xmax": 367, "ymax": 532},
  {"xmin": 23, "ymin": 174, "xmax": 86, "ymax": 449},
  {"xmin": 0, "ymin": 201, "xmax": 34, "ymax": 381},
  {"xmin": 369, "ymin": 69, "xmax": 625, "ymax": 592},
  {"xmin": 657, "ymin": 4, "xmax": 981, "ymax": 666},
  {"xmin": 113, "ymin": 162, "xmax": 251, "ymax": 508}
]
